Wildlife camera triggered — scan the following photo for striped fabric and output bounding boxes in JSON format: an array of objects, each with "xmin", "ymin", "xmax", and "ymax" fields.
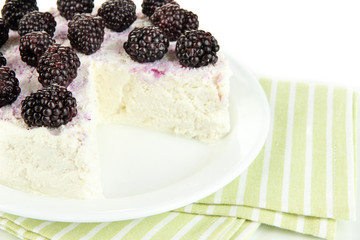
[
  {"xmin": 176, "ymin": 79, "xmax": 358, "ymax": 239},
  {"xmin": 0, "ymin": 79, "xmax": 357, "ymax": 240},
  {"xmin": 0, "ymin": 212, "xmax": 256, "ymax": 240}
]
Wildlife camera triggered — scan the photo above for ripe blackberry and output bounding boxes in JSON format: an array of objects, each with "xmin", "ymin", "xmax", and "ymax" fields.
[
  {"xmin": 0, "ymin": 67, "xmax": 21, "ymax": 108},
  {"xmin": 141, "ymin": 0, "xmax": 178, "ymax": 17},
  {"xmin": 176, "ymin": 30, "xmax": 220, "ymax": 68},
  {"xmin": 57, "ymin": 0, "xmax": 94, "ymax": 21},
  {"xmin": 150, "ymin": 4, "xmax": 199, "ymax": 41},
  {"xmin": 1, "ymin": 0, "xmax": 38, "ymax": 30},
  {"xmin": 68, "ymin": 14, "xmax": 105, "ymax": 55},
  {"xmin": 124, "ymin": 26, "xmax": 169, "ymax": 63},
  {"xmin": 97, "ymin": 0, "xmax": 136, "ymax": 32},
  {"xmin": 18, "ymin": 11, "xmax": 57, "ymax": 37},
  {"xmin": 0, "ymin": 52, "xmax": 6, "ymax": 67},
  {"xmin": 0, "ymin": 18, "xmax": 9, "ymax": 47},
  {"xmin": 21, "ymin": 85, "xmax": 77, "ymax": 128},
  {"xmin": 19, "ymin": 32, "xmax": 55, "ymax": 67},
  {"xmin": 37, "ymin": 44, "xmax": 81, "ymax": 88}
]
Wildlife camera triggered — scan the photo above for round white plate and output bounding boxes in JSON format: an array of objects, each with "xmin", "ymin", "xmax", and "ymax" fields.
[{"xmin": 0, "ymin": 58, "xmax": 270, "ymax": 222}]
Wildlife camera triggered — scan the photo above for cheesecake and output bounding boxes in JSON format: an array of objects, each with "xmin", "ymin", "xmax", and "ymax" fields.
[{"xmin": 0, "ymin": 4, "xmax": 231, "ymax": 199}]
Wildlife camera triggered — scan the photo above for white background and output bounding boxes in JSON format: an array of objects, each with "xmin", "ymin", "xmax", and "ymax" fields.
[{"xmin": 0, "ymin": 0, "xmax": 359, "ymax": 239}]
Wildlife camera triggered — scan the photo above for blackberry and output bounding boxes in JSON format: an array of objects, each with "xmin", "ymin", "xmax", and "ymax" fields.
[
  {"xmin": 97, "ymin": 0, "xmax": 136, "ymax": 32},
  {"xmin": 150, "ymin": 4, "xmax": 199, "ymax": 41},
  {"xmin": 21, "ymin": 85, "xmax": 77, "ymax": 128},
  {"xmin": 1, "ymin": 0, "xmax": 38, "ymax": 30},
  {"xmin": 176, "ymin": 30, "xmax": 220, "ymax": 68},
  {"xmin": 0, "ymin": 67, "xmax": 21, "ymax": 108},
  {"xmin": 68, "ymin": 14, "xmax": 105, "ymax": 55},
  {"xmin": 141, "ymin": 0, "xmax": 178, "ymax": 17},
  {"xmin": 37, "ymin": 44, "xmax": 81, "ymax": 88},
  {"xmin": 124, "ymin": 26, "xmax": 169, "ymax": 63},
  {"xmin": 19, "ymin": 32, "xmax": 55, "ymax": 67},
  {"xmin": 0, "ymin": 52, "xmax": 6, "ymax": 67},
  {"xmin": 18, "ymin": 11, "xmax": 56, "ymax": 37},
  {"xmin": 0, "ymin": 18, "xmax": 9, "ymax": 47},
  {"xmin": 57, "ymin": 0, "xmax": 94, "ymax": 21}
]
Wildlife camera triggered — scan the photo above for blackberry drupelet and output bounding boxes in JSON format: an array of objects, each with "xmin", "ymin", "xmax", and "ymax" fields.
[
  {"xmin": 176, "ymin": 30, "xmax": 220, "ymax": 68},
  {"xmin": 37, "ymin": 44, "xmax": 81, "ymax": 88},
  {"xmin": 1, "ymin": 0, "xmax": 38, "ymax": 30},
  {"xmin": 21, "ymin": 85, "xmax": 77, "ymax": 128},
  {"xmin": 0, "ymin": 18, "xmax": 9, "ymax": 47},
  {"xmin": 0, "ymin": 67, "xmax": 21, "ymax": 108},
  {"xmin": 19, "ymin": 32, "xmax": 55, "ymax": 67},
  {"xmin": 150, "ymin": 4, "xmax": 199, "ymax": 41},
  {"xmin": 141, "ymin": 0, "xmax": 178, "ymax": 17},
  {"xmin": 18, "ymin": 11, "xmax": 57, "ymax": 37},
  {"xmin": 68, "ymin": 14, "xmax": 105, "ymax": 55},
  {"xmin": 0, "ymin": 52, "xmax": 6, "ymax": 67},
  {"xmin": 57, "ymin": 0, "xmax": 94, "ymax": 21},
  {"xmin": 97, "ymin": 0, "xmax": 136, "ymax": 32},
  {"xmin": 124, "ymin": 26, "xmax": 169, "ymax": 63}
]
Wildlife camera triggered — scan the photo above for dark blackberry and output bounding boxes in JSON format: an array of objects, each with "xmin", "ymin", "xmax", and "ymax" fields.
[
  {"xmin": 0, "ymin": 18, "xmax": 9, "ymax": 47},
  {"xmin": 150, "ymin": 4, "xmax": 199, "ymax": 41},
  {"xmin": 124, "ymin": 26, "xmax": 169, "ymax": 63},
  {"xmin": 68, "ymin": 14, "xmax": 105, "ymax": 55},
  {"xmin": 0, "ymin": 67, "xmax": 21, "ymax": 108},
  {"xmin": 0, "ymin": 52, "xmax": 6, "ymax": 67},
  {"xmin": 19, "ymin": 32, "xmax": 55, "ymax": 67},
  {"xmin": 141, "ymin": 0, "xmax": 178, "ymax": 17},
  {"xmin": 57, "ymin": 0, "xmax": 94, "ymax": 21},
  {"xmin": 37, "ymin": 44, "xmax": 81, "ymax": 88},
  {"xmin": 1, "ymin": 0, "xmax": 38, "ymax": 30},
  {"xmin": 97, "ymin": 0, "xmax": 136, "ymax": 32},
  {"xmin": 18, "ymin": 11, "xmax": 57, "ymax": 37},
  {"xmin": 21, "ymin": 85, "xmax": 77, "ymax": 128},
  {"xmin": 176, "ymin": 30, "xmax": 220, "ymax": 68}
]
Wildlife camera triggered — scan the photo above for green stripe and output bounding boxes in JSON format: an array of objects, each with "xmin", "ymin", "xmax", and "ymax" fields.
[
  {"xmin": 332, "ymin": 88, "xmax": 350, "ymax": 219},
  {"xmin": 59, "ymin": 223, "xmax": 101, "ymax": 240},
  {"xmin": 266, "ymin": 81, "xmax": 291, "ymax": 209},
  {"xmin": 20, "ymin": 219, "xmax": 46, "ymax": 230},
  {"xmin": 39, "ymin": 222, "xmax": 72, "ymax": 239},
  {"xmin": 288, "ymin": 83, "xmax": 309, "ymax": 213},
  {"xmin": 311, "ymin": 86, "xmax": 328, "ymax": 217},
  {"xmin": 220, "ymin": 178, "xmax": 239, "ymax": 204},
  {"xmin": 122, "ymin": 213, "xmax": 172, "ymax": 240},
  {"xmin": 150, "ymin": 213, "xmax": 196, "ymax": 239},
  {"xmin": 242, "ymin": 79, "xmax": 272, "ymax": 206},
  {"xmin": 219, "ymin": 219, "xmax": 245, "ymax": 240},
  {"xmin": 91, "ymin": 221, "xmax": 131, "ymax": 240},
  {"xmin": 207, "ymin": 217, "xmax": 237, "ymax": 240},
  {"xmin": 303, "ymin": 216, "xmax": 320, "ymax": 237},
  {"xmin": 230, "ymin": 221, "xmax": 259, "ymax": 240}
]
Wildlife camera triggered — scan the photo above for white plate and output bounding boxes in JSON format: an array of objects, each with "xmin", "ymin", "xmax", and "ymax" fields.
[{"xmin": 0, "ymin": 58, "xmax": 270, "ymax": 222}]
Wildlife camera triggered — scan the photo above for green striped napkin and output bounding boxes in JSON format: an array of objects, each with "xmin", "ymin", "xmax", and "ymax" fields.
[
  {"xmin": 176, "ymin": 79, "xmax": 358, "ymax": 239},
  {"xmin": 0, "ymin": 79, "xmax": 357, "ymax": 240}
]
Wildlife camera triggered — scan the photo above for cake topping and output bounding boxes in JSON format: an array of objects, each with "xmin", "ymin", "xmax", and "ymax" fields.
[
  {"xmin": 57, "ymin": 0, "xmax": 94, "ymax": 21},
  {"xmin": 37, "ymin": 44, "xmax": 81, "ymax": 88},
  {"xmin": 1, "ymin": 0, "xmax": 38, "ymax": 30},
  {"xmin": 0, "ymin": 67, "xmax": 21, "ymax": 108},
  {"xmin": 176, "ymin": 30, "xmax": 220, "ymax": 68},
  {"xmin": 0, "ymin": 18, "xmax": 9, "ymax": 48},
  {"xmin": 20, "ymin": 31, "xmax": 55, "ymax": 67},
  {"xmin": 150, "ymin": 4, "xmax": 199, "ymax": 42},
  {"xmin": 0, "ymin": 52, "xmax": 6, "ymax": 67},
  {"xmin": 124, "ymin": 26, "xmax": 169, "ymax": 63},
  {"xmin": 21, "ymin": 85, "xmax": 77, "ymax": 128},
  {"xmin": 68, "ymin": 14, "xmax": 105, "ymax": 55},
  {"xmin": 97, "ymin": 0, "xmax": 137, "ymax": 33},
  {"xmin": 18, "ymin": 11, "xmax": 57, "ymax": 37},
  {"xmin": 141, "ymin": 0, "xmax": 178, "ymax": 17}
]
